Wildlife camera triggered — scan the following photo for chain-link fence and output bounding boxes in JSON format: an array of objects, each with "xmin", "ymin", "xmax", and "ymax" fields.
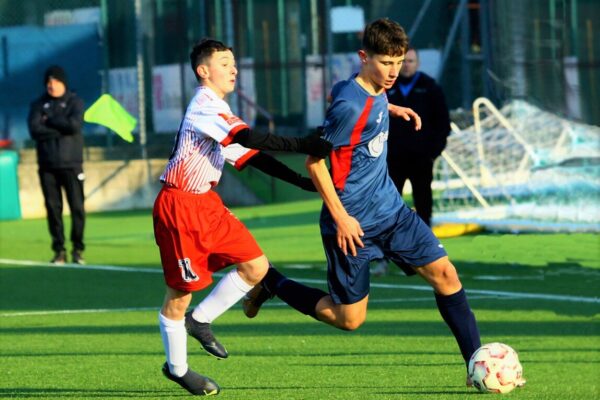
[
  {"xmin": 1, "ymin": 0, "xmax": 460, "ymax": 152},
  {"xmin": 1, "ymin": 0, "xmax": 598, "ymax": 154},
  {"xmin": 0, "ymin": 0, "xmax": 105, "ymax": 148},
  {"xmin": 487, "ymin": 0, "xmax": 599, "ymax": 125}
]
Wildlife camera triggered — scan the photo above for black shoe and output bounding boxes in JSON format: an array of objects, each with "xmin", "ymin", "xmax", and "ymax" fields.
[
  {"xmin": 162, "ymin": 362, "xmax": 220, "ymax": 396},
  {"xmin": 242, "ymin": 282, "xmax": 273, "ymax": 318},
  {"xmin": 50, "ymin": 250, "xmax": 67, "ymax": 265},
  {"xmin": 185, "ymin": 312, "xmax": 228, "ymax": 359},
  {"xmin": 72, "ymin": 250, "xmax": 85, "ymax": 265}
]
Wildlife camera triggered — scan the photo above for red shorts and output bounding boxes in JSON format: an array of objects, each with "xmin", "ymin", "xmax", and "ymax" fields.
[{"xmin": 153, "ymin": 186, "xmax": 263, "ymax": 292}]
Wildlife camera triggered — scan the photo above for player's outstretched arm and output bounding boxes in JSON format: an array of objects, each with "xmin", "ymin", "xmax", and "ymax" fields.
[
  {"xmin": 246, "ymin": 152, "xmax": 316, "ymax": 192},
  {"xmin": 305, "ymin": 155, "xmax": 364, "ymax": 256},
  {"xmin": 232, "ymin": 128, "xmax": 332, "ymax": 158},
  {"xmin": 388, "ymin": 104, "xmax": 422, "ymax": 131}
]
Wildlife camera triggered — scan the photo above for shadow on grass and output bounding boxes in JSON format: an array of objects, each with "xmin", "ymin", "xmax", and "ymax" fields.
[
  {"xmin": 1, "ymin": 319, "xmax": 598, "ymax": 337},
  {"xmin": 225, "ymin": 385, "xmax": 477, "ymax": 396},
  {"xmin": 0, "ymin": 388, "xmax": 187, "ymax": 398},
  {"xmin": 1, "ymin": 259, "xmax": 598, "ymax": 316},
  {"xmin": 0, "ymin": 385, "xmax": 479, "ymax": 398},
  {"xmin": 240, "ymin": 210, "xmax": 320, "ymax": 229},
  {"xmin": 372, "ymin": 390, "xmax": 478, "ymax": 397},
  {"xmin": 0, "ymin": 266, "xmax": 164, "ymax": 311},
  {"xmin": 4, "ymin": 347, "xmax": 598, "ymax": 360},
  {"xmin": 86, "ymin": 207, "xmax": 322, "ymax": 230}
]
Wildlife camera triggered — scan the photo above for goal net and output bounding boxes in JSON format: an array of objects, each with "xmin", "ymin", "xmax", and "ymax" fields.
[{"xmin": 433, "ymin": 98, "xmax": 600, "ymax": 232}]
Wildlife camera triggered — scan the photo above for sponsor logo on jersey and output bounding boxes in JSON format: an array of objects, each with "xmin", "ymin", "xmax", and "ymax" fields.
[
  {"xmin": 368, "ymin": 130, "xmax": 388, "ymax": 157},
  {"xmin": 218, "ymin": 113, "xmax": 243, "ymax": 126},
  {"xmin": 376, "ymin": 111, "xmax": 383, "ymax": 125}
]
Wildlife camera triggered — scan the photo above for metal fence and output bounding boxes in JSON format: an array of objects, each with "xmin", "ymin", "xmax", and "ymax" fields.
[
  {"xmin": 1, "ymin": 0, "xmax": 598, "ymax": 153},
  {"xmin": 487, "ymin": 0, "xmax": 599, "ymax": 125}
]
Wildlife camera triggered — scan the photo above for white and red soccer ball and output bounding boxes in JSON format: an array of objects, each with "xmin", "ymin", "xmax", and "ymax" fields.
[{"xmin": 468, "ymin": 342, "xmax": 524, "ymax": 394}]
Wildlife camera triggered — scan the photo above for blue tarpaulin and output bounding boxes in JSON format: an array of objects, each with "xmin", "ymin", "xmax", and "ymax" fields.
[{"xmin": 0, "ymin": 24, "xmax": 101, "ymax": 143}]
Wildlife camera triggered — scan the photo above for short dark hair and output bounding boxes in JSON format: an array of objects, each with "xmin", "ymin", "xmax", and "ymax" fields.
[
  {"xmin": 362, "ymin": 18, "xmax": 408, "ymax": 57},
  {"xmin": 189, "ymin": 38, "xmax": 232, "ymax": 81}
]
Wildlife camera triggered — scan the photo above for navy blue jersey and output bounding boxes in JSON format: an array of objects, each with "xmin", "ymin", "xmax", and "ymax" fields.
[{"xmin": 320, "ymin": 76, "xmax": 404, "ymax": 234}]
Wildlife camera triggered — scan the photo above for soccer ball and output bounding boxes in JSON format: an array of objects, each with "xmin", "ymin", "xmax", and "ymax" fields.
[{"xmin": 468, "ymin": 342, "xmax": 523, "ymax": 394}]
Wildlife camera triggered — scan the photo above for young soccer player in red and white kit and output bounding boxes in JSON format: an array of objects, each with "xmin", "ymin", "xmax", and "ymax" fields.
[{"xmin": 154, "ymin": 38, "xmax": 332, "ymax": 395}]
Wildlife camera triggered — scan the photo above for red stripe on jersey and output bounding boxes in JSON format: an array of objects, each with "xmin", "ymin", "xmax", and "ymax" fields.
[
  {"xmin": 218, "ymin": 113, "xmax": 244, "ymax": 126},
  {"xmin": 234, "ymin": 149, "xmax": 259, "ymax": 170},
  {"xmin": 221, "ymin": 124, "xmax": 249, "ymax": 146},
  {"xmin": 330, "ymin": 97, "xmax": 374, "ymax": 191}
]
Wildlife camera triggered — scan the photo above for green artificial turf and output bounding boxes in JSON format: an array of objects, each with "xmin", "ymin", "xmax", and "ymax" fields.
[{"xmin": 0, "ymin": 200, "xmax": 598, "ymax": 399}]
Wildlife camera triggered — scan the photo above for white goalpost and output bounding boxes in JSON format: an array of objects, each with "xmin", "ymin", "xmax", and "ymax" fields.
[{"xmin": 433, "ymin": 97, "xmax": 600, "ymax": 232}]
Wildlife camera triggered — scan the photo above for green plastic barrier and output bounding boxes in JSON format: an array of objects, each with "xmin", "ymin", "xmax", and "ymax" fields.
[{"xmin": 0, "ymin": 151, "xmax": 22, "ymax": 220}]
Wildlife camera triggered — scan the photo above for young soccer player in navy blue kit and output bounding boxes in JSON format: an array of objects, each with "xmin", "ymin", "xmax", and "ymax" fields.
[{"xmin": 244, "ymin": 18, "xmax": 490, "ymax": 387}]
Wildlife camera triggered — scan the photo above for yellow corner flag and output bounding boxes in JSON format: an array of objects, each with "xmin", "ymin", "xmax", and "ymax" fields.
[{"xmin": 84, "ymin": 94, "xmax": 137, "ymax": 143}]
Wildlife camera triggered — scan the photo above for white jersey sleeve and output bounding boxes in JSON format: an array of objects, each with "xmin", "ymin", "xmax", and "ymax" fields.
[
  {"xmin": 187, "ymin": 92, "xmax": 249, "ymax": 145},
  {"xmin": 221, "ymin": 143, "xmax": 258, "ymax": 170}
]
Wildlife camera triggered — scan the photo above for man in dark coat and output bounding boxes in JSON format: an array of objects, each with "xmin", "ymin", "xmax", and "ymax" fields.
[
  {"xmin": 28, "ymin": 65, "xmax": 86, "ymax": 264},
  {"xmin": 386, "ymin": 47, "xmax": 450, "ymax": 226}
]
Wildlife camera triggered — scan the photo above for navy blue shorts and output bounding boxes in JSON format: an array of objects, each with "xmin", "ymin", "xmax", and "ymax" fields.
[{"xmin": 322, "ymin": 207, "xmax": 447, "ymax": 305}]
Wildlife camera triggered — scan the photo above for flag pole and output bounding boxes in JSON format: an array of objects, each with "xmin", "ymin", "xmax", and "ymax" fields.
[{"xmin": 135, "ymin": 0, "xmax": 153, "ymax": 193}]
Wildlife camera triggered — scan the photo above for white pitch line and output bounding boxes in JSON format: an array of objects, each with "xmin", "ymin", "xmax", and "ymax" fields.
[
  {"xmin": 1, "ymin": 258, "xmax": 599, "ymax": 304},
  {"xmin": 1, "ymin": 296, "xmax": 503, "ymax": 318},
  {"xmin": 0, "ymin": 258, "xmax": 160, "ymax": 273},
  {"xmin": 1, "ymin": 307, "xmax": 157, "ymax": 317},
  {"xmin": 297, "ymin": 278, "xmax": 600, "ymax": 304}
]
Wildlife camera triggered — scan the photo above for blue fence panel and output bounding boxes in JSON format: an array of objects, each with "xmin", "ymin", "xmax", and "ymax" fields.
[{"xmin": 0, "ymin": 24, "xmax": 101, "ymax": 143}]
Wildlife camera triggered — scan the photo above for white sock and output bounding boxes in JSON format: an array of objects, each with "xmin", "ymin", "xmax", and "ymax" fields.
[
  {"xmin": 158, "ymin": 312, "xmax": 188, "ymax": 377},
  {"xmin": 192, "ymin": 269, "xmax": 254, "ymax": 323}
]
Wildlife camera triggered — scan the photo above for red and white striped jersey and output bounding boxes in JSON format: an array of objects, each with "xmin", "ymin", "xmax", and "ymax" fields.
[{"xmin": 160, "ymin": 86, "xmax": 258, "ymax": 193}]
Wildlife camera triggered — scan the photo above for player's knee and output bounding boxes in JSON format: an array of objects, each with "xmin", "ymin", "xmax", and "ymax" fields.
[
  {"xmin": 427, "ymin": 260, "xmax": 461, "ymax": 293},
  {"xmin": 440, "ymin": 261, "xmax": 459, "ymax": 282},
  {"xmin": 337, "ymin": 319, "xmax": 363, "ymax": 331},
  {"xmin": 336, "ymin": 314, "xmax": 366, "ymax": 331},
  {"xmin": 236, "ymin": 256, "xmax": 269, "ymax": 285},
  {"xmin": 419, "ymin": 257, "xmax": 460, "ymax": 287}
]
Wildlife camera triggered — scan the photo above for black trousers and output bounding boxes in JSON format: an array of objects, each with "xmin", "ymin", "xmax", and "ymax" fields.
[
  {"xmin": 387, "ymin": 157, "xmax": 434, "ymax": 226},
  {"xmin": 38, "ymin": 168, "xmax": 85, "ymax": 252}
]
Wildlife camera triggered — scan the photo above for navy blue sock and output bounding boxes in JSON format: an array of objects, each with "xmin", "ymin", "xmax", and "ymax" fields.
[
  {"xmin": 435, "ymin": 288, "xmax": 481, "ymax": 366},
  {"xmin": 263, "ymin": 267, "xmax": 328, "ymax": 320}
]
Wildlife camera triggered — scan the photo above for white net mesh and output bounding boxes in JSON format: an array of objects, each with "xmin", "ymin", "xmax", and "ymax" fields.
[{"xmin": 433, "ymin": 99, "xmax": 600, "ymax": 232}]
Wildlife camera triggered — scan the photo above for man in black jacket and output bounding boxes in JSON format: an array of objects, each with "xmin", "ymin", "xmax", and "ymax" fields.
[
  {"xmin": 28, "ymin": 65, "xmax": 86, "ymax": 265},
  {"xmin": 386, "ymin": 47, "xmax": 450, "ymax": 227}
]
